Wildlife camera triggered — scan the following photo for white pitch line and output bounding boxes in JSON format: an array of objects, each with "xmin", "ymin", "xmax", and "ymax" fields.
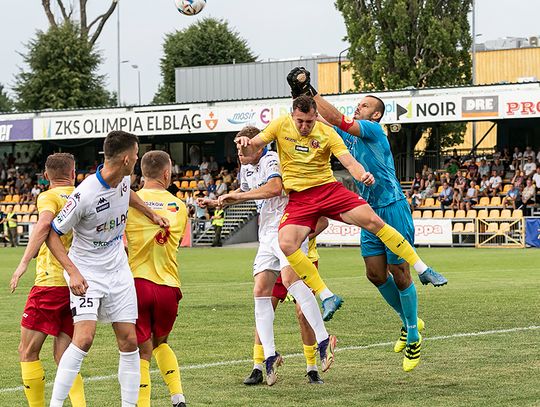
[{"xmin": 1, "ymin": 325, "xmax": 538, "ymax": 394}]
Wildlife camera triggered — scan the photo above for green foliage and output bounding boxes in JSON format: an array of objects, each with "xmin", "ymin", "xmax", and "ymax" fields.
[
  {"xmin": 153, "ymin": 18, "xmax": 256, "ymax": 104},
  {"xmin": 13, "ymin": 22, "xmax": 114, "ymax": 111},
  {"xmin": 0, "ymin": 84, "xmax": 14, "ymax": 112},
  {"xmin": 336, "ymin": 0, "xmax": 472, "ymax": 150}
]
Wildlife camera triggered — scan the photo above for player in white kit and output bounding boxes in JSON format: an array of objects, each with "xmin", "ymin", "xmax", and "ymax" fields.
[
  {"xmin": 213, "ymin": 126, "xmax": 336, "ymax": 385},
  {"xmin": 46, "ymin": 131, "xmax": 168, "ymax": 407}
]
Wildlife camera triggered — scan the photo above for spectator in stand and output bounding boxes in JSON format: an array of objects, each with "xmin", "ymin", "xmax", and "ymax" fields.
[
  {"xmin": 408, "ymin": 172, "xmax": 423, "ymax": 198},
  {"xmin": 195, "ymin": 193, "xmax": 209, "ymax": 220},
  {"xmin": 450, "ymin": 148, "xmax": 461, "ymax": 165},
  {"xmin": 511, "ymin": 170, "xmax": 526, "ymax": 187},
  {"xmin": 467, "ymin": 159, "xmax": 479, "ymax": 180},
  {"xmin": 199, "ymin": 156, "xmax": 209, "ymax": 172},
  {"xmin": 421, "ymin": 164, "xmax": 433, "ymax": 178},
  {"xmin": 220, "ymin": 168, "xmax": 233, "ymax": 185},
  {"xmin": 523, "ymin": 156, "xmax": 537, "ymax": 177},
  {"xmin": 202, "ymin": 168, "xmax": 212, "ymax": 186},
  {"xmin": 171, "ymin": 160, "xmax": 180, "ymax": 176},
  {"xmin": 478, "ymin": 159, "xmax": 491, "ymax": 179},
  {"xmin": 31, "ymin": 184, "xmax": 41, "ymax": 201},
  {"xmin": 420, "ymin": 173, "xmax": 436, "ymax": 203},
  {"xmin": 523, "ymin": 146, "xmax": 535, "ymax": 161},
  {"xmin": 520, "ymin": 178, "xmax": 536, "ymax": 215},
  {"xmin": 446, "ymin": 159, "xmax": 460, "ymax": 177},
  {"xmin": 215, "ymin": 180, "xmax": 228, "ymax": 197},
  {"xmin": 208, "ymin": 156, "xmax": 219, "ymax": 174},
  {"xmin": 222, "ymin": 156, "xmax": 237, "ymax": 172},
  {"xmin": 533, "ymin": 167, "xmax": 540, "ymax": 189},
  {"xmin": 501, "ymin": 147, "xmax": 511, "ymax": 164},
  {"xmin": 487, "ymin": 170, "xmax": 503, "ymax": 196},
  {"xmin": 512, "ymin": 147, "xmax": 523, "ymax": 171},
  {"xmin": 454, "ymin": 171, "xmax": 467, "ymax": 195},
  {"xmin": 185, "ymin": 191, "xmax": 195, "ymax": 208},
  {"xmin": 451, "ymin": 186, "xmax": 462, "ymax": 210},
  {"xmin": 206, "ymin": 179, "xmax": 217, "ymax": 200},
  {"xmin": 502, "ymin": 183, "xmax": 521, "ymax": 210},
  {"xmin": 462, "ymin": 180, "xmax": 478, "ymax": 211},
  {"xmin": 410, "ymin": 187, "xmax": 421, "ymax": 211},
  {"xmin": 440, "ymin": 171, "xmax": 453, "ymax": 186},
  {"xmin": 537, "ymin": 150, "xmax": 540, "ymax": 164},
  {"xmin": 438, "ymin": 182, "xmax": 453, "ymax": 210},
  {"xmin": 491, "ymin": 158, "xmax": 505, "ymax": 178}
]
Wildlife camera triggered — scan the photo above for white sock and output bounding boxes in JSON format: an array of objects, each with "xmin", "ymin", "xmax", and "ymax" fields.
[
  {"xmin": 307, "ymin": 364, "xmax": 318, "ymax": 372},
  {"xmin": 254, "ymin": 297, "xmax": 275, "ymax": 360},
  {"xmin": 118, "ymin": 349, "xmax": 140, "ymax": 406},
  {"xmin": 171, "ymin": 394, "xmax": 186, "ymax": 404},
  {"xmin": 318, "ymin": 287, "xmax": 334, "ymax": 302},
  {"xmin": 50, "ymin": 344, "xmax": 87, "ymax": 405},
  {"xmin": 253, "ymin": 363, "xmax": 263, "ymax": 371},
  {"xmin": 288, "ymin": 281, "xmax": 329, "ymax": 343},
  {"xmin": 413, "ymin": 260, "xmax": 428, "ymax": 274}
]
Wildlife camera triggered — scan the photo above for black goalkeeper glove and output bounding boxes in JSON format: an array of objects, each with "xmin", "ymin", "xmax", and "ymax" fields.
[{"xmin": 286, "ymin": 67, "xmax": 318, "ymax": 98}]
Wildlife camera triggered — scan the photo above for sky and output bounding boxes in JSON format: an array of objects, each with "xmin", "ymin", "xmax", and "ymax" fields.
[{"xmin": 0, "ymin": 0, "xmax": 539, "ymax": 107}]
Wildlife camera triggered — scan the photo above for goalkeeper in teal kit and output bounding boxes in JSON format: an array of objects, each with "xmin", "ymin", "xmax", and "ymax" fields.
[{"xmin": 287, "ymin": 67, "xmax": 448, "ymax": 371}]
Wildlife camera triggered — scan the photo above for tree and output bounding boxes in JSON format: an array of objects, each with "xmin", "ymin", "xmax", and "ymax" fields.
[
  {"xmin": 14, "ymin": 22, "xmax": 114, "ymax": 111},
  {"xmin": 336, "ymin": 0, "xmax": 472, "ymax": 151},
  {"xmin": 41, "ymin": 0, "xmax": 117, "ymax": 46},
  {"xmin": 153, "ymin": 18, "xmax": 257, "ymax": 104},
  {"xmin": 0, "ymin": 84, "xmax": 14, "ymax": 112}
]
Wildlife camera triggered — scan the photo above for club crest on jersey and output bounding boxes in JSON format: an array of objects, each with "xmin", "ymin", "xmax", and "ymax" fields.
[
  {"xmin": 167, "ymin": 202, "xmax": 179, "ymax": 212},
  {"xmin": 96, "ymin": 197, "xmax": 110, "ymax": 213},
  {"xmin": 155, "ymin": 228, "xmax": 171, "ymax": 245},
  {"xmin": 295, "ymin": 145, "xmax": 309, "ymax": 153},
  {"xmin": 310, "ymin": 139, "xmax": 320, "ymax": 149}
]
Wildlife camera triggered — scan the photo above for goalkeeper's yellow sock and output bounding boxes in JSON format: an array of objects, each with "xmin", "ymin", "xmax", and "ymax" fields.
[
  {"xmin": 303, "ymin": 343, "xmax": 318, "ymax": 370},
  {"xmin": 253, "ymin": 343, "xmax": 264, "ymax": 367},
  {"xmin": 154, "ymin": 343, "xmax": 183, "ymax": 396},
  {"xmin": 67, "ymin": 373, "xmax": 86, "ymax": 407},
  {"xmin": 21, "ymin": 360, "xmax": 45, "ymax": 407},
  {"xmin": 137, "ymin": 359, "xmax": 151, "ymax": 407},
  {"xmin": 286, "ymin": 249, "xmax": 327, "ymax": 295},
  {"xmin": 376, "ymin": 224, "xmax": 427, "ymax": 272}
]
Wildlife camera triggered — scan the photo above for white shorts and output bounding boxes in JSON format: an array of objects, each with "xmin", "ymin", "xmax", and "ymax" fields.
[
  {"xmin": 253, "ymin": 235, "xmax": 308, "ymax": 276},
  {"xmin": 66, "ymin": 262, "xmax": 138, "ymax": 324}
]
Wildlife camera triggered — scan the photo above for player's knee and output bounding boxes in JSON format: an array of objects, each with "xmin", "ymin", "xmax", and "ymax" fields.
[
  {"xmin": 117, "ymin": 333, "xmax": 138, "ymax": 353},
  {"xmin": 72, "ymin": 333, "xmax": 94, "ymax": 352},
  {"xmin": 279, "ymin": 239, "xmax": 297, "ymax": 257},
  {"xmin": 366, "ymin": 268, "xmax": 387, "ymax": 286},
  {"xmin": 253, "ymin": 286, "xmax": 272, "ymax": 297},
  {"xmin": 18, "ymin": 341, "xmax": 40, "ymax": 362}
]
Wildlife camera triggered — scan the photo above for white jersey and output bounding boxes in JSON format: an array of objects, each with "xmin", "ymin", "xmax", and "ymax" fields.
[
  {"xmin": 239, "ymin": 150, "xmax": 288, "ymax": 239},
  {"xmin": 52, "ymin": 167, "xmax": 131, "ymax": 274}
]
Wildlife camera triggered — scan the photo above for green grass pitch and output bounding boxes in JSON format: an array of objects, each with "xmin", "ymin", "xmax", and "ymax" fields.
[{"xmin": 0, "ymin": 247, "xmax": 539, "ymax": 406}]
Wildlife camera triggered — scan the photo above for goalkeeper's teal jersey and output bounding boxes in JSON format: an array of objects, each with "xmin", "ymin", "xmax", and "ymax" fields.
[{"xmin": 334, "ymin": 120, "xmax": 405, "ymax": 209}]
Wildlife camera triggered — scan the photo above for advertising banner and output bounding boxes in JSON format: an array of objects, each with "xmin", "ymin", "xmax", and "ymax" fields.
[
  {"xmin": 525, "ymin": 218, "xmax": 540, "ymax": 248},
  {"xmin": 0, "ymin": 119, "xmax": 33, "ymax": 142},
  {"xmin": 317, "ymin": 219, "xmax": 361, "ymax": 246},
  {"xmin": 413, "ymin": 219, "xmax": 452, "ymax": 245}
]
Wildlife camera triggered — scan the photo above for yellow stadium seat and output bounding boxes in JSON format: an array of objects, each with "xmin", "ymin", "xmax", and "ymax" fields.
[
  {"xmin": 455, "ymin": 209, "xmax": 466, "ymax": 218},
  {"xmin": 502, "ymin": 184, "xmax": 512, "ymax": 194},
  {"xmin": 13, "ymin": 204, "xmax": 21, "ymax": 212},
  {"xmin": 12, "ymin": 194, "xmax": 20, "ymax": 202},
  {"xmin": 488, "ymin": 209, "xmax": 500, "ymax": 218},
  {"xmin": 444, "ymin": 210, "xmax": 455, "ymax": 218},
  {"xmin": 30, "ymin": 214, "xmax": 38, "ymax": 222},
  {"xmin": 188, "ymin": 180, "xmax": 198, "ymax": 189},
  {"xmin": 478, "ymin": 197, "xmax": 490, "ymax": 207},
  {"xmin": 464, "ymin": 222, "xmax": 475, "ymax": 233},
  {"xmin": 433, "ymin": 210, "xmax": 443, "ymax": 218},
  {"xmin": 22, "ymin": 214, "xmax": 30, "ymax": 222},
  {"xmin": 28, "ymin": 204, "xmax": 36, "ymax": 213},
  {"xmin": 4, "ymin": 195, "xmax": 12, "ymax": 203},
  {"xmin": 512, "ymin": 209, "xmax": 523, "ymax": 218},
  {"xmin": 20, "ymin": 204, "xmax": 29, "ymax": 213},
  {"xmin": 489, "ymin": 197, "xmax": 501, "ymax": 207},
  {"xmin": 466, "ymin": 209, "xmax": 477, "ymax": 218},
  {"xmin": 181, "ymin": 181, "xmax": 189, "ymax": 188},
  {"xmin": 487, "ymin": 223, "xmax": 499, "ymax": 233},
  {"xmin": 452, "ymin": 223, "xmax": 464, "ymax": 233},
  {"xmin": 436, "ymin": 185, "xmax": 444, "ymax": 194},
  {"xmin": 422, "ymin": 198, "xmax": 435, "ymax": 207},
  {"xmin": 412, "ymin": 210, "xmax": 422, "ymax": 219},
  {"xmin": 185, "ymin": 170, "xmax": 194, "ymax": 178},
  {"xmin": 477, "ymin": 209, "xmax": 488, "ymax": 219},
  {"xmin": 174, "ymin": 181, "xmax": 181, "ymax": 188},
  {"xmin": 176, "ymin": 191, "xmax": 184, "ymax": 199},
  {"xmin": 17, "ymin": 226, "xmax": 23, "ymax": 234},
  {"xmin": 0, "ymin": 205, "xmax": 5, "ymax": 212},
  {"xmin": 500, "ymin": 209, "xmax": 512, "ymax": 218},
  {"xmin": 76, "ymin": 173, "xmax": 85, "ymax": 183},
  {"xmin": 422, "ymin": 210, "xmax": 433, "ymax": 219},
  {"xmin": 499, "ymin": 223, "xmax": 510, "ymax": 233},
  {"xmin": 193, "ymin": 170, "xmax": 200, "ymax": 177}
]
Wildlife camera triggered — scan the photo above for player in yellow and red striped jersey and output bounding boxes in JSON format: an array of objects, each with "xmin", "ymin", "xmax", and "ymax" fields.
[
  {"xmin": 10, "ymin": 153, "xmax": 86, "ymax": 407},
  {"xmin": 125, "ymin": 151, "xmax": 188, "ymax": 407}
]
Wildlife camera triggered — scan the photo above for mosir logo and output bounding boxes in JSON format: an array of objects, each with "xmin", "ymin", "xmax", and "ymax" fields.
[{"xmin": 414, "ymin": 224, "xmax": 443, "ymax": 236}]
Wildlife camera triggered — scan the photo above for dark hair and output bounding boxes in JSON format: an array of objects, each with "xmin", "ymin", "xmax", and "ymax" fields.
[
  {"xmin": 235, "ymin": 126, "xmax": 261, "ymax": 140},
  {"xmin": 103, "ymin": 131, "xmax": 139, "ymax": 160},
  {"xmin": 292, "ymin": 95, "xmax": 317, "ymax": 114},
  {"xmin": 366, "ymin": 95, "xmax": 385, "ymax": 122},
  {"xmin": 141, "ymin": 151, "xmax": 171, "ymax": 179},
  {"xmin": 45, "ymin": 153, "xmax": 75, "ymax": 177}
]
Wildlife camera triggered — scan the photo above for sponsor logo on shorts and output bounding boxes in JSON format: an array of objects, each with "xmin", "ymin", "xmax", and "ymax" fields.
[
  {"xmin": 22, "ymin": 312, "xmax": 28, "ymax": 318},
  {"xmin": 96, "ymin": 197, "xmax": 110, "ymax": 213},
  {"xmin": 295, "ymin": 145, "xmax": 309, "ymax": 153}
]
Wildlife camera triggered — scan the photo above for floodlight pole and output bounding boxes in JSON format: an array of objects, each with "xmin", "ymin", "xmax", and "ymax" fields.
[
  {"xmin": 471, "ymin": 0, "xmax": 477, "ymax": 148},
  {"xmin": 116, "ymin": 0, "xmax": 121, "ymax": 106}
]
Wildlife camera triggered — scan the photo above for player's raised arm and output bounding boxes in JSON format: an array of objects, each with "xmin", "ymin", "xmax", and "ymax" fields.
[
  {"xmin": 10, "ymin": 210, "xmax": 55, "ymax": 292},
  {"xmin": 218, "ymin": 177, "xmax": 283, "ymax": 206},
  {"xmin": 129, "ymin": 189, "xmax": 170, "ymax": 228}
]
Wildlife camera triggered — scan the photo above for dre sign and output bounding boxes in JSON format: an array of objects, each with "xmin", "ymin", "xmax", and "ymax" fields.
[{"xmin": 462, "ymin": 96, "xmax": 499, "ymax": 117}]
